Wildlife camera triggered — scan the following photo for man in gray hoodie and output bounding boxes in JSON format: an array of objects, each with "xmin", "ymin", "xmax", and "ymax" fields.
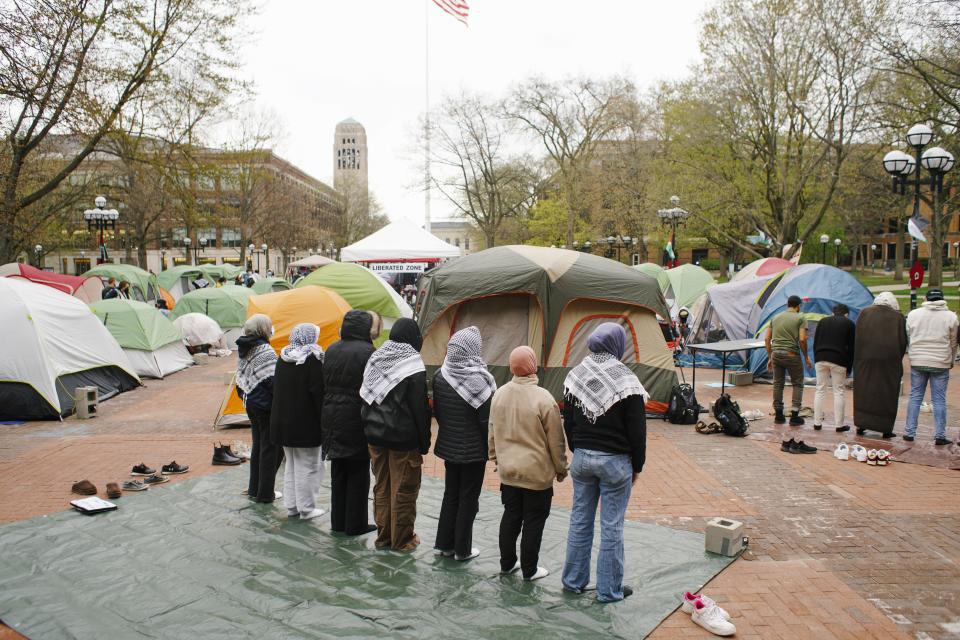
[{"xmin": 903, "ymin": 289, "xmax": 959, "ymax": 445}]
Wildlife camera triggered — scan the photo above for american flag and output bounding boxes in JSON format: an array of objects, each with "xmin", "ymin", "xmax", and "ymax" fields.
[{"xmin": 432, "ymin": 0, "xmax": 468, "ymax": 25}]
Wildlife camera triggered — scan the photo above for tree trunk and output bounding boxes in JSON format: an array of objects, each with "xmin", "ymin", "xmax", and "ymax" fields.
[
  {"xmin": 894, "ymin": 218, "xmax": 905, "ymax": 281},
  {"xmin": 485, "ymin": 230, "xmax": 496, "ymax": 250},
  {"xmin": 137, "ymin": 242, "xmax": 148, "ymax": 270}
]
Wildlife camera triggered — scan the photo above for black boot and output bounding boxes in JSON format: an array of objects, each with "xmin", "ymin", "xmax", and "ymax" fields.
[
  {"xmin": 789, "ymin": 410, "xmax": 805, "ymax": 426},
  {"xmin": 774, "ymin": 409, "xmax": 786, "ymax": 424},
  {"xmin": 212, "ymin": 443, "xmax": 242, "ymax": 466}
]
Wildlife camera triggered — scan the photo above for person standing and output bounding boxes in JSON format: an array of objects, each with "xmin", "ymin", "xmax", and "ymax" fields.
[
  {"xmin": 903, "ymin": 289, "xmax": 958, "ymax": 445},
  {"xmin": 433, "ymin": 326, "xmax": 496, "ymax": 562},
  {"xmin": 271, "ymin": 323, "xmax": 326, "ymax": 519},
  {"xmin": 235, "ymin": 314, "xmax": 281, "ymax": 502},
  {"xmin": 765, "ymin": 295, "xmax": 811, "ymax": 426},
  {"xmin": 489, "ymin": 346, "xmax": 568, "ymax": 582},
  {"xmin": 561, "ymin": 323, "xmax": 646, "ymax": 603},
  {"xmin": 322, "ymin": 310, "xmax": 378, "ymax": 535},
  {"xmin": 361, "ymin": 318, "xmax": 431, "ymax": 551},
  {"xmin": 853, "ymin": 292, "xmax": 907, "ymax": 437},
  {"xmin": 812, "ymin": 304, "xmax": 856, "ymax": 433}
]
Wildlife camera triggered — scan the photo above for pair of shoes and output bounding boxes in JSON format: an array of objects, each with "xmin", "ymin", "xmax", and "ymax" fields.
[
  {"xmin": 455, "ymin": 548, "xmax": 480, "ymax": 561},
  {"xmin": 213, "ymin": 443, "xmax": 242, "ymax": 466},
  {"xmin": 836, "ymin": 425, "xmax": 851, "ymax": 433},
  {"xmin": 850, "ymin": 444, "xmax": 868, "ymax": 462},
  {"xmin": 143, "ymin": 474, "xmax": 168, "ymax": 486},
  {"xmin": 866, "ymin": 449, "xmax": 878, "ymax": 465},
  {"xmin": 524, "ymin": 566, "xmax": 550, "ymax": 582},
  {"xmin": 71, "ymin": 480, "xmax": 97, "ymax": 495},
  {"xmin": 789, "ymin": 411, "xmax": 805, "ymax": 426},
  {"xmin": 902, "ymin": 435, "xmax": 915, "ymax": 442},
  {"xmin": 813, "ymin": 424, "xmax": 822, "ymax": 430},
  {"xmin": 231, "ymin": 441, "xmax": 252, "ymax": 460},
  {"xmin": 834, "ymin": 443, "xmax": 849, "ymax": 460},
  {"xmin": 122, "ymin": 479, "xmax": 149, "ymax": 491},
  {"xmin": 774, "ymin": 410, "xmax": 786, "ymax": 424},
  {"xmin": 781, "ymin": 438, "xmax": 817, "ymax": 454},
  {"xmin": 131, "ymin": 463, "xmax": 155, "ymax": 476},
  {"xmin": 299, "ymin": 508, "xmax": 326, "ymax": 520},
  {"xmin": 131, "ymin": 461, "xmax": 189, "ymax": 476},
  {"xmin": 682, "ymin": 592, "xmax": 735, "ymax": 636},
  {"xmin": 105, "ymin": 482, "xmax": 121, "ymax": 499},
  {"xmin": 876, "ymin": 450, "xmax": 891, "ymax": 465},
  {"xmin": 935, "ymin": 437, "xmax": 954, "ymax": 446}
]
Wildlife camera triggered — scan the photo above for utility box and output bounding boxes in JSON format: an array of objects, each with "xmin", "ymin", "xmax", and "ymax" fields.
[
  {"xmin": 193, "ymin": 353, "xmax": 209, "ymax": 366},
  {"xmin": 75, "ymin": 386, "xmax": 98, "ymax": 420},
  {"xmin": 705, "ymin": 517, "xmax": 745, "ymax": 557},
  {"xmin": 725, "ymin": 371, "xmax": 753, "ymax": 387}
]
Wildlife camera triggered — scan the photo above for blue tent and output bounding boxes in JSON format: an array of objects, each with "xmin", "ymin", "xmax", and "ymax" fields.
[{"xmin": 747, "ymin": 264, "xmax": 875, "ymax": 377}]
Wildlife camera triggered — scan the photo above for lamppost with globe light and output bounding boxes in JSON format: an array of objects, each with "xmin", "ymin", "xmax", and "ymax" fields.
[
  {"xmin": 870, "ymin": 244, "xmax": 877, "ymax": 274},
  {"xmin": 83, "ymin": 196, "xmax": 119, "ymax": 264},
  {"xmin": 833, "ymin": 237, "xmax": 842, "ymax": 267},
  {"xmin": 34, "ymin": 244, "xmax": 43, "ymax": 268},
  {"xmin": 882, "ymin": 123, "xmax": 955, "ymax": 308},
  {"xmin": 657, "ymin": 196, "xmax": 692, "ymax": 268},
  {"xmin": 183, "ymin": 237, "xmax": 192, "ymax": 265},
  {"xmin": 261, "ymin": 243, "xmax": 269, "ymax": 275},
  {"xmin": 603, "ymin": 235, "xmax": 635, "ymax": 263},
  {"xmin": 819, "ymin": 234, "xmax": 830, "ymax": 264}
]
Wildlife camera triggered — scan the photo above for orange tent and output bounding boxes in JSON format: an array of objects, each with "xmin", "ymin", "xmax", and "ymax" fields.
[{"xmin": 215, "ymin": 286, "xmax": 352, "ymax": 427}]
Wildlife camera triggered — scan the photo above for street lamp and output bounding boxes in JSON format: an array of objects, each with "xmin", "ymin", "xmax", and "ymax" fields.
[
  {"xmin": 261, "ymin": 243, "xmax": 269, "ymax": 275},
  {"xmin": 870, "ymin": 243, "xmax": 877, "ymax": 274},
  {"xmin": 819, "ymin": 234, "xmax": 830, "ymax": 264},
  {"xmin": 657, "ymin": 195, "xmax": 692, "ymax": 268},
  {"xmin": 183, "ymin": 237, "xmax": 192, "ymax": 265},
  {"xmin": 34, "ymin": 244, "xmax": 43, "ymax": 268},
  {"xmin": 83, "ymin": 195, "xmax": 120, "ymax": 264},
  {"xmin": 883, "ymin": 123, "xmax": 955, "ymax": 308},
  {"xmin": 833, "ymin": 237, "xmax": 842, "ymax": 267}
]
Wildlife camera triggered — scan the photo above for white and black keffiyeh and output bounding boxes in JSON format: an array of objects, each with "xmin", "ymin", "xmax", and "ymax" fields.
[
  {"xmin": 360, "ymin": 340, "xmax": 426, "ymax": 405},
  {"xmin": 281, "ymin": 323, "xmax": 324, "ymax": 365},
  {"xmin": 563, "ymin": 352, "xmax": 648, "ymax": 423},
  {"xmin": 236, "ymin": 342, "xmax": 277, "ymax": 400},
  {"xmin": 440, "ymin": 326, "xmax": 496, "ymax": 409}
]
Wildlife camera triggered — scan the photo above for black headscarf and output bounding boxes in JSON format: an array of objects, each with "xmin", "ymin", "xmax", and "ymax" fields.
[{"xmin": 389, "ymin": 318, "xmax": 423, "ymax": 352}]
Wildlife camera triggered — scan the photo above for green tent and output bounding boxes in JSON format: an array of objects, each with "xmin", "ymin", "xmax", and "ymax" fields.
[
  {"xmin": 417, "ymin": 246, "xmax": 677, "ymax": 405},
  {"xmin": 295, "ymin": 262, "xmax": 412, "ymax": 328},
  {"xmin": 83, "ymin": 264, "xmax": 158, "ymax": 302},
  {"xmin": 199, "ymin": 264, "xmax": 244, "ymax": 283},
  {"xmin": 665, "ymin": 263, "xmax": 716, "ymax": 311},
  {"xmin": 157, "ymin": 265, "xmax": 204, "ymax": 299},
  {"xmin": 89, "ymin": 299, "xmax": 193, "ymax": 378},
  {"xmin": 171, "ymin": 285, "xmax": 253, "ymax": 350},
  {"xmin": 252, "ymin": 277, "xmax": 293, "ymax": 294},
  {"xmin": 633, "ymin": 263, "xmax": 676, "ymax": 314}
]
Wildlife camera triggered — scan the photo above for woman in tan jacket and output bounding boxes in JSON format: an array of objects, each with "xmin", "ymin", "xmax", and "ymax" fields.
[{"xmin": 488, "ymin": 345, "xmax": 568, "ymax": 581}]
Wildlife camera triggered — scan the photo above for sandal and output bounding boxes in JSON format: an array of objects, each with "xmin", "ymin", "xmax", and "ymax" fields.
[
  {"xmin": 876, "ymin": 450, "xmax": 890, "ymax": 466},
  {"xmin": 696, "ymin": 421, "xmax": 723, "ymax": 434},
  {"xmin": 866, "ymin": 449, "xmax": 878, "ymax": 465}
]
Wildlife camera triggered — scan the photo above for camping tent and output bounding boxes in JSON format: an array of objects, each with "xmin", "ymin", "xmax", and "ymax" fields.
[
  {"xmin": 84, "ymin": 264, "xmax": 158, "ymax": 301},
  {"xmin": 746, "ymin": 264, "xmax": 875, "ymax": 377},
  {"xmin": 340, "ymin": 219, "xmax": 461, "ymax": 264},
  {"xmin": 416, "ymin": 246, "xmax": 677, "ymax": 407},
  {"xmin": 215, "ymin": 286, "xmax": 352, "ymax": 427},
  {"xmin": 1, "ymin": 263, "xmax": 102, "ymax": 303},
  {"xmin": 252, "ymin": 277, "xmax": 293, "ymax": 294},
  {"xmin": 0, "ymin": 278, "xmax": 140, "ymax": 420},
  {"xmin": 731, "ymin": 257, "xmax": 795, "ymax": 283},
  {"xmin": 157, "ymin": 266, "xmax": 205, "ymax": 300},
  {"xmin": 288, "ymin": 255, "xmax": 335, "ymax": 269},
  {"xmin": 89, "ymin": 299, "xmax": 193, "ymax": 379},
  {"xmin": 199, "ymin": 264, "xmax": 244, "ymax": 283},
  {"xmin": 170, "ymin": 285, "xmax": 253, "ymax": 349},
  {"xmin": 294, "ymin": 261, "xmax": 412, "ymax": 339},
  {"xmin": 174, "ymin": 313, "xmax": 226, "ymax": 350},
  {"xmin": 633, "ymin": 263, "xmax": 676, "ymax": 314},
  {"xmin": 665, "ymin": 263, "xmax": 716, "ymax": 312}
]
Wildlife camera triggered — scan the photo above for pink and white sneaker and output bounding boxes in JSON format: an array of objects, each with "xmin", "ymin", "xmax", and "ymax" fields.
[{"xmin": 681, "ymin": 591, "xmax": 731, "ymax": 621}]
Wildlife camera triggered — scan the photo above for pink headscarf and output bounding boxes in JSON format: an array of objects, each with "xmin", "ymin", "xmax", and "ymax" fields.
[{"xmin": 509, "ymin": 346, "xmax": 538, "ymax": 377}]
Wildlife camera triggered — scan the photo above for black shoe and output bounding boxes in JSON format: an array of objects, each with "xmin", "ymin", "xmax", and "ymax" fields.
[
  {"xmin": 774, "ymin": 410, "xmax": 786, "ymax": 424},
  {"xmin": 212, "ymin": 443, "xmax": 242, "ymax": 466},
  {"xmin": 789, "ymin": 411, "xmax": 805, "ymax": 426},
  {"xmin": 622, "ymin": 585, "xmax": 634, "ymax": 599},
  {"xmin": 813, "ymin": 424, "xmax": 822, "ymax": 430},
  {"xmin": 836, "ymin": 425, "xmax": 851, "ymax": 433},
  {"xmin": 935, "ymin": 438, "xmax": 953, "ymax": 446},
  {"xmin": 161, "ymin": 461, "xmax": 189, "ymax": 475},
  {"xmin": 780, "ymin": 438, "xmax": 796, "ymax": 452},
  {"xmin": 131, "ymin": 462, "xmax": 155, "ymax": 476},
  {"xmin": 902, "ymin": 435, "xmax": 915, "ymax": 442},
  {"xmin": 881, "ymin": 432, "xmax": 897, "ymax": 439},
  {"xmin": 856, "ymin": 428, "xmax": 866, "ymax": 436},
  {"xmin": 346, "ymin": 525, "xmax": 378, "ymax": 537},
  {"xmin": 793, "ymin": 440, "xmax": 817, "ymax": 454}
]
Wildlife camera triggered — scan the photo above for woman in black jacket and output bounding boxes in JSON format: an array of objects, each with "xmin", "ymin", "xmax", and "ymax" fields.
[
  {"xmin": 322, "ymin": 310, "xmax": 378, "ymax": 535},
  {"xmin": 271, "ymin": 323, "xmax": 326, "ymax": 519},
  {"xmin": 235, "ymin": 314, "xmax": 280, "ymax": 503},
  {"xmin": 432, "ymin": 326, "xmax": 495, "ymax": 561},
  {"xmin": 360, "ymin": 318, "xmax": 430, "ymax": 551}
]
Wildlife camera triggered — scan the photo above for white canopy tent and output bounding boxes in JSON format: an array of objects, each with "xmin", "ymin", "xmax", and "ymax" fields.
[
  {"xmin": 339, "ymin": 220, "xmax": 462, "ymax": 263},
  {"xmin": 287, "ymin": 255, "xmax": 335, "ymax": 269}
]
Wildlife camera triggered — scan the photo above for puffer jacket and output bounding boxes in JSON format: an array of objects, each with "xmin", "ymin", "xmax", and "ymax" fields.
[
  {"xmin": 362, "ymin": 372, "xmax": 431, "ymax": 454},
  {"xmin": 432, "ymin": 370, "xmax": 490, "ymax": 464},
  {"xmin": 321, "ymin": 311, "xmax": 376, "ymax": 459}
]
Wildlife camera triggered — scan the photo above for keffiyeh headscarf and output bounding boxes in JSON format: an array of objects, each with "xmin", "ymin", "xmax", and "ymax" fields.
[
  {"xmin": 441, "ymin": 326, "xmax": 496, "ymax": 409},
  {"xmin": 360, "ymin": 318, "xmax": 425, "ymax": 405},
  {"xmin": 236, "ymin": 314, "xmax": 277, "ymax": 401},
  {"xmin": 564, "ymin": 323, "xmax": 647, "ymax": 423},
  {"xmin": 281, "ymin": 323, "xmax": 324, "ymax": 365}
]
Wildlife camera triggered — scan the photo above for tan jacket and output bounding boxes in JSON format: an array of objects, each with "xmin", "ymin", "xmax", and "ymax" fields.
[{"xmin": 488, "ymin": 375, "xmax": 568, "ymax": 491}]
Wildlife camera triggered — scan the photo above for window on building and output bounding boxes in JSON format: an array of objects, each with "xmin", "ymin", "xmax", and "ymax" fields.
[
  {"xmin": 445, "ymin": 238, "xmax": 451, "ymax": 244},
  {"xmin": 886, "ymin": 243, "xmax": 897, "ymax": 261},
  {"xmin": 172, "ymin": 228, "xmax": 187, "ymax": 247},
  {"xmin": 198, "ymin": 227, "xmax": 217, "ymax": 248},
  {"xmin": 222, "ymin": 228, "xmax": 241, "ymax": 248},
  {"xmin": 455, "ymin": 238, "xmax": 460, "ymax": 247},
  {"xmin": 464, "ymin": 238, "xmax": 469, "ymax": 250}
]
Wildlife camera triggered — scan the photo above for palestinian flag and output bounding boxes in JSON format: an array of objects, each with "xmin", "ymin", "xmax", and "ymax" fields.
[{"xmin": 664, "ymin": 230, "xmax": 676, "ymax": 266}]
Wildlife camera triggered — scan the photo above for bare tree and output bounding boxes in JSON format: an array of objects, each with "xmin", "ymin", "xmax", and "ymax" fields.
[{"xmin": 330, "ymin": 172, "xmax": 388, "ymax": 248}]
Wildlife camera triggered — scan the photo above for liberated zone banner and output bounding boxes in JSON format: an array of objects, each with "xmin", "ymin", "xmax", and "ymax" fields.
[{"xmin": 366, "ymin": 262, "xmax": 429, "ymax": 273}]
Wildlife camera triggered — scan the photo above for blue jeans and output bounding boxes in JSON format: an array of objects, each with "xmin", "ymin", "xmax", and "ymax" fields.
[
  {"xmin": 561, "ymin": 449, "xmax": 633, "ymax": 602},
  {"xmin": 904, "ymin": 368, "xmax": 950, "ymax": 439}
]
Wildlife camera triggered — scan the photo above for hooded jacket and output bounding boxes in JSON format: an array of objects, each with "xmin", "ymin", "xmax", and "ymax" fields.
[
  {"xmin": 270, "ymin": 356, "xmax": 324, "ymax": 448},
  {"xmin": 321, "ymin": 311, "xmax": 377, "ymax": 459},
  {"xmin": 906, "ymin": 300, "xmax": 959, "ymax": 369}
]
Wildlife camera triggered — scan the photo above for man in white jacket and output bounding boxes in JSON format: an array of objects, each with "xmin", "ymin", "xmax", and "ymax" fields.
[{"xmin": 903, "ymin": 289, "xmax": 959, "ymax": 445}]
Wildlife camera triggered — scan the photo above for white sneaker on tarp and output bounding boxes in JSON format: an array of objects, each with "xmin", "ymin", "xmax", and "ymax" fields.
[
  {"xmin": 300, "ymin": 508, "xmax": 326, "ymax": 520},
  {"xmin": 524, "ymin": 566, "xmax": 550, "ymax": 582},
  {"xmin": 681, "ymin": 592, "xmax": 730, "ymax": 620},
  {"xmin": 455, "ymin": 547, "xmax": 480, "ymax": 561},
  {"xmin": 692, "ymin": 599, "xmax": 737, "ymax": 636},
  {"xmin": 833, "ymin": 443, "xmax": 850, "ymax": 460}
]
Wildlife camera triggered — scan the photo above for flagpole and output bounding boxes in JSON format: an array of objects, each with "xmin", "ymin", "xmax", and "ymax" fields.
[{"xmin": 424, "ymin": 0, "xmax": 432, "ymax": 233}]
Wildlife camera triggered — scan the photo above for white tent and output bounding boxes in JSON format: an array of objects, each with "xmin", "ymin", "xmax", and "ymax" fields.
[
  {"xmin": 287, "ymin": 255, "xmax": 335, "ymax": 268},
  {"xmin": 339, "ymin": 219, "xmax": 462, "ymax": 263},
  {"xmin": 173, "ymin": 312, "xmax": 228, "ymax": 351},
  {"xmin": 0, "ymin": 278, "xmax": 140, "ymax": 420}
]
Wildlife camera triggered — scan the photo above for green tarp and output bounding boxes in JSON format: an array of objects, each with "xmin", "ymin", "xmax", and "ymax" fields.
[
  {"xmin": 0, "ymin": 468, "xmax": 735, "ymax": 639},
  {"xmin": 83, "ymin": 264, "xmax": 157, "ymax": 302},
  {"xmin": 170, "ymin": 285, "xmax": 253, "ymax": 328},
  {"xmin": 295, "ymin": 262, "xmax": 411, "ymax": 322},
  {"xmin": 89, "ymin": 299, "xmax": 182, "ymax": 351}
]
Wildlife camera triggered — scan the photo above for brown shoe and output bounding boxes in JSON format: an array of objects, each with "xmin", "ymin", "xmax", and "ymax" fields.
[
  {"xmin": 105, "ymin": 482, "xmax": 121, "ymax": 499},
  {"xmin": 71, "ymin": 480, "xmax": 97, "ymax": 495}
]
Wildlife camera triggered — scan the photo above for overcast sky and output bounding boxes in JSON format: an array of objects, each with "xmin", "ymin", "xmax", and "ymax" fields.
[{"xmin": 240, "ymin": 0, "xmax": 713, "ymax": 225}]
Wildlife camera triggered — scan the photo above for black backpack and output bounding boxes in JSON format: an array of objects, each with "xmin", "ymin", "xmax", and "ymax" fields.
[
  {"xmin": 667, "ymin": 383, "xmax": 700, "ymax": 424},
  {"xmin": 713, "ymin": 394, "xmax": 748, "ymax": 437}
]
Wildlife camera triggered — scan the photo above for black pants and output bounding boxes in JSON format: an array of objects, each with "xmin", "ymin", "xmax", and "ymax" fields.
[
  {"xmin": 435, "ymin": 460, "xmax": 486, "ymax": 557},
  {"xmin": 330, "ymin": 457, "xmax": 372, "ymax": 534},
  {"xmin": 248, "ymin": 408, "xmax": 281, "ymax": 501},
  {"xmin": 499, "ymin": 484, "xmax": 553, "ymax": 579}
]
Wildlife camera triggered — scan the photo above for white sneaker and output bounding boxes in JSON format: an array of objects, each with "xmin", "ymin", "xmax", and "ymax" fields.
[
  {"xmin": 691, "ymin": 600, "xmax": 737, "ymax": 636},
  {"xmin": 434, "ymin": 548, "xmax": 454, "ymax": 557},
  {"xmin": 851, "ymin": 445, "xmax": 868, "ymax": 462},
  {"xmin": 524, "ymin": 566, "xmax": 550, "ymax": 582},
  {"xmin": 681, "ymin": 592, "xmax": 731, "ymax": 620},
  {"xmin": 455, "ymin": 547, "xmax": 480, "ymax": 561},
  {"xmin": 833, "ymin": 443, "xmax": 849, "ymax": 460},
  {"xmin": 500, "ymin": 561, "xmax": 521, "ymax": 575},
  {"xmin": 299, "ymin": 508, "xmax": 326, "ymax": 520}
]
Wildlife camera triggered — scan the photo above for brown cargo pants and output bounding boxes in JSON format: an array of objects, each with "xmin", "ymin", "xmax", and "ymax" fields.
[
  {"xmin": 369, "ymin": 445, "xmax": 422, "ymax": 551},
  {"xmin": 772, "ymin": 351, "xmax": 804, "ymax": 412}
]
